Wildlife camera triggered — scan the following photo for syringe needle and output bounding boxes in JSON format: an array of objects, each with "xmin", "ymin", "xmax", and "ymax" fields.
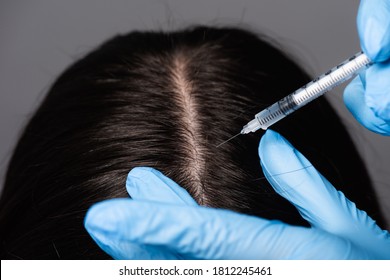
[{"xmin": 216, "ymin": 132, "xmax": 241, "ymax": 148}]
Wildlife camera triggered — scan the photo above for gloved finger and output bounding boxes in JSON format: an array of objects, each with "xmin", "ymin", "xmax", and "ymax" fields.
[
  {"xmin": 344, "ymin": 75, "xmax": 390, "ymax": 135},
  {"xmin": 364, "ymin": 61, "xmax": 390, "ymax": 122},
  {"xmin": 357, "ymin": 0, "xmax": 390, "ymax": 62},
  {"xmin": 84, "ymin": 198, "xmax": 362, "ymax": 259},
  {"xmin": 89, "ymin": 232, "xmax": 181, "ymax": 260},
  {"xmin": 126, "ymin": 167, "xmax": 198, "ymax": 206},
  {"xmin": 258, "ymin": 130, "xmax": 388, "ymax": 246},
  {"xmin": 85, "ymin": 198, "xmax": 182, "ymax": 260}
]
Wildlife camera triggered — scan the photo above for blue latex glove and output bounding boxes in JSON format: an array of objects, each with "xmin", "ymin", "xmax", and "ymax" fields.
[
  {"xmin": 84, "ymin": 130, "xmax": 390, "ymax": 259},
  {"xmin": 344, "ymin": 0, "xmax": 390, "ymax": 135}
]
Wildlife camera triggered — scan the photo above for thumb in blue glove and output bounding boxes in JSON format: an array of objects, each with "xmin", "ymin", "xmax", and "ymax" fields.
[
  {"xmin": 344, "ymin": 0, "xmax": 390, "ymax": 134},
  {"xmin": 357, "ymin": 0, "xmax": 390, "ymax": 62},
  {"xmin": 84, "ymin": 130, "xmax": 390, "ymax": 259}
]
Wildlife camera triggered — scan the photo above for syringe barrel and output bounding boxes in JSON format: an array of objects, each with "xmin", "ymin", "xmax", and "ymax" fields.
[
  {"xmin": 292, "ymin": 52, "xmax": 371, "ymax": 108},
  {"xmin": 254, "ymin": 94, "xmax": 298, "ymax": 129},
  {"xmin": 252, "ymin": 52, "xmax": 371, "ymax": 130}
]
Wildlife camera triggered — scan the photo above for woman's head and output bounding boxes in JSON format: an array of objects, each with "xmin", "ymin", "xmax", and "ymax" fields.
[{"xmin": 0, "ymin": 26, "xmax": 384, "ymax": 259}]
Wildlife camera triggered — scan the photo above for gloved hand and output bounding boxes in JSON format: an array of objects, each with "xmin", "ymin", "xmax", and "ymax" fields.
[
  {"xmin": 84, "ymin": 130, "xmax": 390, "ymax": 259},
  {"xmin": 344, "ymin": 0, "xmax": 390, "ymax": 135}
]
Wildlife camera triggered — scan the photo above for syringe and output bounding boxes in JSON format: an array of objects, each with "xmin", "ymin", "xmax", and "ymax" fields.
[{"xmin": 241, "ymin": 51, "xmax": 372, "ymax": 134}]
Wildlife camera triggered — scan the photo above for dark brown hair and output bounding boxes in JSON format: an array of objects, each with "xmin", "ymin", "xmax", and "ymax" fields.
[{"xmin": 0, "ymin": 26, "xmax": 384, "ymax": 259}]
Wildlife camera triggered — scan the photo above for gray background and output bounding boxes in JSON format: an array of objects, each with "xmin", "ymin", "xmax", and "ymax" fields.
[{"xmin": 1, "ymin": 0, "xmax": 389, "ymax": 226}]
